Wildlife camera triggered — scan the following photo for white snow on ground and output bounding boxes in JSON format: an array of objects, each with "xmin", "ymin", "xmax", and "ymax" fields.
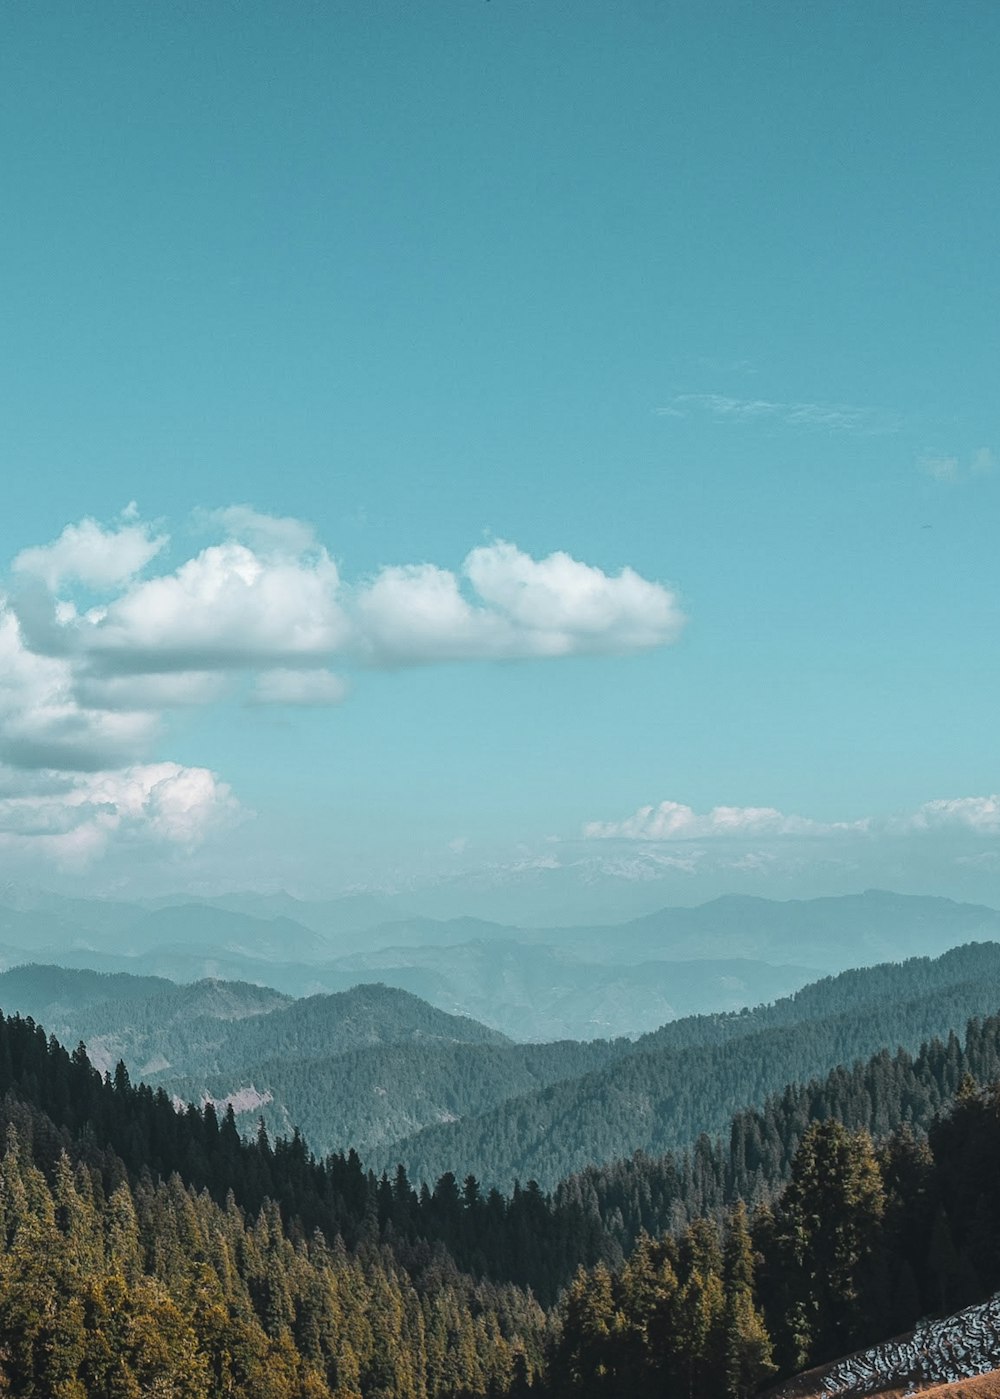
[{"xmin": 773, "ymin": 1293, "xmax": 1000, "ymax": 1397}]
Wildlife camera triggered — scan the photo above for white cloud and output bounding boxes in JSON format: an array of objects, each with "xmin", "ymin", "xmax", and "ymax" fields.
[
  {"xmin": 81, "ymin": 541, "xmax": 349, "ymax": 673},
  {"xmin": 356, "ymin": 541, "xmax": 683, "ymax": 663},
  {"xmin": 0, "ymin": 602, "xmax": 157, "ymax": 771},
  {"xmin": 464, "ymin": 541, "xmax": 681, "ymax": 654},
  {"xmin": 920, "ymin": 448, "xmax": 995, "ymax": 484},
  {"xmin": 583, "ymin": 792, "xmax": 1000, "ymax": 887},
  {"xmin": 203, "ymin": 504, "xmax": 319, "ymax": 557},
  {"xmin": 19, "ymin": 513, "xmax": 681, "ymax": 677},
  {"xmin": 1, "ymin": 507, "xmax": 681, "ymax": 868},
  {"xmin": 905, "ymin": 796, "xmax": 1000, "ymax": 835},
  {"xmin": 251, "ymin": 669, "xmax": 348, "ymax": 706},
  {"xmin": 584, "ymin": 799, "xmax": 865, "ymax": 841},
  {"xmin": 356, "ymin": 562, "xmax": 494, "ymax": 663},
  {"xmin": 74, "ymin": 671, "xmax": 229, "ymax": 711},
  {"xmin": 0, "ymin": 761, "xmax": 240, "ymax": 865},
  {"xmin": 661, "ymin": 394, "xmax": 892, "ymax": 433},
  {"xmin": 13, "ymin": 512, "xmax": 166, "ymax": 591},
  {"xmin": 0, "ymin": 595, "xmax": 241, "ymax": 865}
]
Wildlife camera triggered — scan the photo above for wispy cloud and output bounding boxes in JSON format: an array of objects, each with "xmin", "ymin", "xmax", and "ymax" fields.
[
  {"xmin": 584, "ymin": 799, "xmax": 868, "ymax": 842},
  {"xmin": 920, "ymin": 447, "xmax": 994, "ymax": 484},
  {"xmin": 659, "ymin": 393, "xmax": 897, "ymax": 434},
  {"xmin": 585, "ymin": 793, "xmax": 1000, "ymax": 851}
]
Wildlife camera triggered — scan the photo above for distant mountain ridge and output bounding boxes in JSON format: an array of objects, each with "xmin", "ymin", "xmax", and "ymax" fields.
[
  {"xmin": 6, "ymin": 938, "xmax": 1000, "ymax": 1180},
  {"xmin": 1, "ymin": 887, "xmax": 997, "ymax": 1042}
]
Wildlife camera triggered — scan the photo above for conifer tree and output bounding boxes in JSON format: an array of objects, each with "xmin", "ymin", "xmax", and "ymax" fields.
[{"xmin": 722, "ymin": 1203, "xmax": 775, "ymax": 1399}]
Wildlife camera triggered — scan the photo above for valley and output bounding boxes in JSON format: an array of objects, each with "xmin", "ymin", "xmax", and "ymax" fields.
[{"xmin": 2, "ymin": 887, "xmax": 1000, "ymax": 1396}]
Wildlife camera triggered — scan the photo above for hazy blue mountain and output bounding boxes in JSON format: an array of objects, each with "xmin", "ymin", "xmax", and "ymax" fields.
[
  {"xmin": 0, "ymin": 885, "xmax": 146, "ymax": 935},
  {"xmin": 3, "ymin": 888, "xmax": 999, "ymax": 1047},
  {"xmin": 50, "ymin": 944, "xmax": 326, "ymax": 991},
  {"xmin": 92, "ymin": 904, "xmax": 340, "ymax": 960},
  {"xmin": 327, "ymin": 939, "xmax": 815, "ymax": 1040},
  {"xmin": 520, "ymin": 889, "xmax": 1000, "ymax": 971},
  {"xmin": 0, "ymin": 905, "xmax": 79, "ymax": 956},
  {"xmin": 141, "ymin": 889, "xmax": 403, "ymax": 943},
  {"xmin": 0, "ymin": 972, "xmax": 509, "ymax": 1080},
  {"xmin": 3, "ymin": 971, "xmax": 292, "ymax": 1077},
  {"xmin": 0, "ymin": 963, "xmax": 172, "ymax": 1022}
]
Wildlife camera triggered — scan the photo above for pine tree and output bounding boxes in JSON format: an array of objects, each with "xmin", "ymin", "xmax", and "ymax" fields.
[
  {"xmin": 773, "ymin": 1120, "xmax": 886, "ymax": 1368},
  {"xmin": 722, "ymin": 1203, "xmax": 775, "ymax": 1399}
]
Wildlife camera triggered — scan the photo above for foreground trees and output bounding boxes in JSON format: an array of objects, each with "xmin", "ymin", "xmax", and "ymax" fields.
[
  {"xmin": 0, "ymin": 1125, "xmax": 547, "ymax": 1399},
  {"xmin": 3, "ymin": 1001, "xmax": 1000, "ymax": 1394},
  {"xmin": 550, "ymin": 1208, "xmax": 775, "ymax": 1399}
]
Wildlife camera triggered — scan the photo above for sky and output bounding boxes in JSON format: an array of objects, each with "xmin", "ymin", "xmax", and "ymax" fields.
[{"xmin": 0, "ymin": 0, "xmax": 998, "ymax": 918}]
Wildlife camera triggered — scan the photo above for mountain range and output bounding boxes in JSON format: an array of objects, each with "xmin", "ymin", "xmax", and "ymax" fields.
[
  {"xmin": 5, "ymin": 929, "xmax": 1000, "ymax": 1186},
  {"xmin": 2, "ymin": 887, "xmax": 998, "ymax": 1042}
]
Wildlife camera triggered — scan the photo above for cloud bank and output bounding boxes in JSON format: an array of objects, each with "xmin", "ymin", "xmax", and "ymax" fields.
[
  {"xmin": 582, "ymin": 795, "xmax": 1000, "ymax": 887},
  {"xmin": 0, "ymin": 507, "xmax": 682, "ymax": 865},
  {"xmin": 584, "ymin": 799, "xmax": 869, "ymax": 842}
]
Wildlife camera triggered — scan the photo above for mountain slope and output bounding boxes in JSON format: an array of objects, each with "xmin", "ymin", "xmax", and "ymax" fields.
[
  {"xmin": 383, "ymin": 942, "xmax": 1000, "ymax": 1187},
  {"xmin": 0, "ymin": 963, "xmax": 172, "ymax": 1020},
  {"xmin": 1, "ymin": 972, "xmax": 511, "ymax": 1081},
  {"xmin": 179, "ymin": 1036, "xmax": 620, "ymax": 1155}
]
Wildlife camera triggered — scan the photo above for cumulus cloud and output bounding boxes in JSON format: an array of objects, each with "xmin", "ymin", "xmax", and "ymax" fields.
[
  {"xmin": 0, "ymin": 761, "xmax": 240, "ymax": 865},
  {"xmin": 74, "ymin": 671, "xmax": 229, "ymax": 711},
  {"xmin": 0, "ymin": 507, "xmax": 681, "ymax": 865},
  {"xmin": 0, "ymin": 602, "xmax": 158, "ymax": 772},
  {"xmin": 587, "ymin": 794, "xmax": 1000, "ymax": 856},
  {"xmin": 584, "ymin": 799, "xmax": 866, "ymax": 841},
  {"xmin": 202, "ymin": 504, "xmax": 320, "ymax": 557},
  {"xmin": 464, "ymin": 541, "xmax": 680, "ymax": 655},
  {"xmin": 79, "ymin": 542, "xmax": 349, "ymax": 674},
  {"xmin": 17, "ymin": 514, "xmax": 680, "ymax": 678},
  {"xmin": 905, "ymin": 796, "xmax": 1000, "ymax": 835},
  {"xmin": 356, "ymin": 563, "xmax": 492, "ymax": 663},
  {"xmin": 13, "ymin": 510, "xmax": 166, "ymax": 591},
  {"xmin": 357, "ymin": 542, "xmax": 683, "ymax": 664}
]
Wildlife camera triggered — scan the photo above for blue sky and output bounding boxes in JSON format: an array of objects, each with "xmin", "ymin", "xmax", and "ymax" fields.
[{"xmin": 1, "ymin": 1, "xmax": 998, "ymax": 914}]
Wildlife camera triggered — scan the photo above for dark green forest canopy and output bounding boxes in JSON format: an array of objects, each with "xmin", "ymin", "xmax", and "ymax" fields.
[
  {"xmin": 3, "ymin": 944, "xmax": 1000, "ymax": 1308},
  {"xmin": 8, "ymin": 940, "xmax": 999, "ymax": 1185},
  {"xmin": 4, "ymin": 984, "xmax": 1000, "ymax": 1394},
  {"xmin": 385, "ymin": 943, "xmax": 1000, "ymax": 1188}
]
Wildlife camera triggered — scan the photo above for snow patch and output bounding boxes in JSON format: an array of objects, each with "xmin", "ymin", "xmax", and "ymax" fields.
[{"xmin": 774, "ymin": 1292, "xmax": 1000, "ymax": 1397}]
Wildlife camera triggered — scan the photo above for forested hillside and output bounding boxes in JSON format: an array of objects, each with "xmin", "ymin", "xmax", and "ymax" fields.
[
  {"xmin": 0, "ymin": 974, "xmax": 509, "ymax": 1077},
  {"xmin": 550, "ymin": 1083, "xmax": 1000, "ymax": 1397},
  {"xmin": 0, "ymin": 967, "xmax": 293, "ymax": 1076},
  {"xmin": 178, "ymin": 1037, "xmax": 620, "ymax": 1157},
  {"xmin": 7, "ymin": 944, "xmax": 1000, "ymax": 1183},
  {"xmin": 387, "ymin": 944, "xmax": 1000, "ymax": 1188},
  {"xmin": 6, "ymin": 973, "xmax": 1000, "ymax": 1393}
]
